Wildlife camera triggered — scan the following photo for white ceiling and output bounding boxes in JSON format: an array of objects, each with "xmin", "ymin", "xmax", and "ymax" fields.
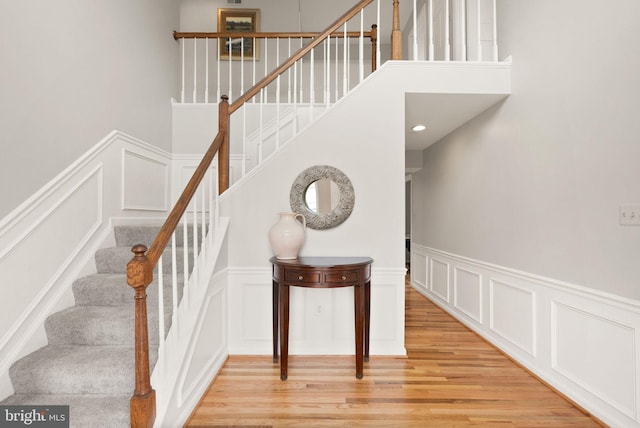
[{"xmin": 405, "ymin": 92, "xmax": 508, "ymax": 151}]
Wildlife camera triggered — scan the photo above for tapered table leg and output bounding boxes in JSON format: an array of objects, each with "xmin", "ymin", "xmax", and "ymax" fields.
[
  {"xmin": 364, "ymin": 280, "xmax": 371, "ymax": 362},
  {"xmin": 354, "ymin": 283, "xmax": 365, "ymax": 379},
  {"xmin": 272, "ymin": 280, "xmax": 279, "ymax": 363},
  {"xmin": 279, "ymin": 284, "xmax": 290, "ymax": 380}
]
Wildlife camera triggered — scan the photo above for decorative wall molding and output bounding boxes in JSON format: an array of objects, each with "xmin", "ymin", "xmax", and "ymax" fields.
[
  {"xmin": 411, "ymin": 243, "xmax": 640, "ymax": 428},
  {"xmin": 121, "ymin": 149, "xmax": 169, "ymax": 211},
  {"xmin": 227, "ymin": 266, "xmax": 406, "ymax": 357},
  {"xmin": 0, "ymin": 130, "xmax": 173, "ymax": 401}
]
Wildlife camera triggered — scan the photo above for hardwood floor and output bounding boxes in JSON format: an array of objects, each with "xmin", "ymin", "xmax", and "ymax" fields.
[{"xmin": 186, "ymin": 276, "xmax": 604, "ymax": 427}]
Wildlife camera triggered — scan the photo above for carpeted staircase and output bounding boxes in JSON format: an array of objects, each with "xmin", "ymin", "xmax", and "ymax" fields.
[{"xmin": 1, "ymin": 225, "xmax": 188, "ymax": 427}]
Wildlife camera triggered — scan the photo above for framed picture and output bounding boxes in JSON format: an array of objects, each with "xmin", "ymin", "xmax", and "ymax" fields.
[{"xmin": 217, "ymin": 8, "xmax": 260, "ymax": 60}]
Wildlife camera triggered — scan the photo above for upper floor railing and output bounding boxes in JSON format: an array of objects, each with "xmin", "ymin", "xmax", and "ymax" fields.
[{"xmin": 174, "ymin": 0, "xmax": 499, "ymax": 106}]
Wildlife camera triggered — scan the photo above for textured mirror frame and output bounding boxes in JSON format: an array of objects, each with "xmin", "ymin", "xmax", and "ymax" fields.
[{"xmin": 290, "ymin": 165, "xmax": 355, "ymax": 230}]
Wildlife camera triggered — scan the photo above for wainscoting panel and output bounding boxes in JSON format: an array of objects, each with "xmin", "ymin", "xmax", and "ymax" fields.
[
  {"xmin": 552, "ymin": 301, "xmax": 636, "ymax": 419},
  {"xmin": 121, "ymin": 149, "xmax": 169, "ymax": 211},
  {"xmin": 241, "ymin": 283, "xmax": 273, "ymax": 340},
  {"xmin": 227, "ymin": 267, "xmax": 406, "ymax": 356},
  {"xmin": 454, "ymin": 266, "xmax": 483, "ymax": 324},
  {"xmin": 430, "ymin": 258, "xmax": 450, "ymax": 303},
  {"xmin": 411, "ymin": 244, "xmax": 640, "ymax": 428},
  {"xmin": 411, "ymin": 251, "xmax": 428, "ymax": 289},
  {"xmin": 490, "ymin": 279, "xmax": 536, "ymax": 356}
]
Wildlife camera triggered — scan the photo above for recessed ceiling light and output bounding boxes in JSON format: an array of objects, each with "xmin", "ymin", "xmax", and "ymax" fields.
[{"xmin": 412, "ymin": 124, "xmax": 426, "ymax": 132}]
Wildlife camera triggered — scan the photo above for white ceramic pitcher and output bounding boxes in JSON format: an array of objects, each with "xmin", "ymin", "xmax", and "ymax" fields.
[{"xmin": 268, "ymin": 212, "xmax": 306, "ymax": 259}]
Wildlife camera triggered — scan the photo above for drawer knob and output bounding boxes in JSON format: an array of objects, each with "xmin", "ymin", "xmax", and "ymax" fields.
[
  {"xmin": 341, "ymin": 275, "xmax": 347, "ymax": 280},
  {"xmin": 298, "ymin": 275, "xmax": 304, "ymax": 280}
]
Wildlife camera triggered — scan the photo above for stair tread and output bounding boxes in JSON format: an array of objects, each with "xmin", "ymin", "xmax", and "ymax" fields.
[
  {"xmin": 73, "ymin": 273, "xmax": 184, "ymax": 306},
  {"xmin": 0, "ymin": 393, "xmax": 129, "ymax": 428}
]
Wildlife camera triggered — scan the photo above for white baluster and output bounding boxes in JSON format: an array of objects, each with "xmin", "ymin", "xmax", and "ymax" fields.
[
  {"xmin": 276, "ymin": 75, "xmax": 281, "ymax": 150},
  {"xmin": 240, "ymin": 37, "xmax": 245, "ymax": 95},
  {"xmin": 193, "ymin": 38, "xmax": 197, "ymax": 102},
  {"xmin": 326, "ymin": 37, "xmax": 331, "ymax": 106},
  {"xmin": 180, "ymin": 39, "xmax": 185, "ymax": 103},
  {"xmin": 259, "ymin": 88, "xmax": 264, "ymax": 163},
  {"xmin": 252, "ymin": 38, "xmax": 257, "ymax": 102},
  {"xmin": 335, "ymin": 36, "xmax": 339, "ymax": 102},
  {"xmin": 276, "ymin": 38, "xmax": 281, "ymax": 149},
  {"xmin": 310, "ymin": 47, "xmax": 315, "ymax": 122},
  {"xmin": 228, "ymin": 37, "xmax": 233, "ymax": 102},
  {"xmin": 293, "ymin": 59, "xmax": 298, "ymax": 135},
  {"xmin": 216, "ymin": 39, "xmax": 221, "ymax": 101},
  {"xmin": 461, "ymin": 0, "xmax": 468, "ymax": 61},
  {"xmin": 492, "ymin": 0, "xmax": 498, "ymax": 61},
  {"xmin": 359, "ymin": 10, "xmax": 364, "ymax": 83},
  {"xmin": 288, "ymin": 38, "xmax": 292, "ymax": 104},
  {"xmin": 201, "ymin": 185, "xmax": 206, "ymax": 261},
  {"xmin": 413, "ymin": 0, "xmax": 418, "ymax": 60},
  {"xmin": 377, "ymin": 0, "xmax": 381, "ymax": 69},
  {"xmin": 208, "ymin": 168, "xmax": 214, "ymax": 240},
  {"xmin": 428, "ymin": 0, "xmax": 434, "ymax": 61},
  {"xmin": 182, "ymin": 214, "xmax": 189, "ymax": 307},
  {"xmin": 476, "ymin": 0, "xmax": 482, "ymax": 61},
  {"xmin": 215, "ymin": 159, "xmax": 220, "ymax": 228},
  {"xmin": 192, "ymin": 195, "xmax": 198, "ymax": 282},
  {"xmin": 205, "ymin": 38, "xmax": 209, "ymax": 103},
  {"xmin": 343, "ymin": 24, "xmax": 348, "ymax": 96},
  {"xmin": 264, "ymin": 38, "xmax": 268, "ymax": 102},
  {"xmin": 171, "ymin": 233, "xmax": 179, "ymax": 339},
  {"xmin": 299, "ymin": 38, "xmax": 304, "ymax": 104},
  {"xmin": 445, "ymin": 0, "xmax": 451, "ymax": 61},
  {"xmin": 242, "ymin": 105, "xmax": 247, "ymax": 175},
  {"xmin": 158, "ymin": 255, "xmax": 165, "ymax": 348}
]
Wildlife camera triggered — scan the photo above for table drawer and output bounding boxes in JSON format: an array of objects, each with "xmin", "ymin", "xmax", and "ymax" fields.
[
  {"xmin": 285, "ymin": 270, "xmax": 320, "ymax": 284},
  {"xmin": 325, "ymin": 270, "xmax": 359, "ymax": 284}
]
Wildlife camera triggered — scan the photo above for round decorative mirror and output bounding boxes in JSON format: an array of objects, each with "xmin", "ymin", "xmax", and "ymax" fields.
[{"xmin": 290, "ymin": 165, "xmax": 355, "ymax": 230}]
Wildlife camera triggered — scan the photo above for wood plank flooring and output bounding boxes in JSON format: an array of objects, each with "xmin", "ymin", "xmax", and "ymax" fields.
[{"xmin": 186, "ymin": 276, "xmax": 604, "ymax": 427}]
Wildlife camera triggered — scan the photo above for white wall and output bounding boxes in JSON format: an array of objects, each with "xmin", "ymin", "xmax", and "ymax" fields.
[
  {"xmin": 411, "ymin": 0, "xmax": 640, "ymax": 301},
  {"xmin": 220, "ymin": 63, "xmax": 409, "ymax": 356},
  {"xmin": 0, "ymin": 0, "xmax": 180, "ymax": 219}
]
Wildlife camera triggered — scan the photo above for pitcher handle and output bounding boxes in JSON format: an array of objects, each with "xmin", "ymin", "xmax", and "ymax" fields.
[{"xmin": 295, "ymin": 213, "xmax": 306, "ymax": 230}]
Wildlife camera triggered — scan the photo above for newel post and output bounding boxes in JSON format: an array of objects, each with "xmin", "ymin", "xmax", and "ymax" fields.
[
  {"xmin": 391, "ymin": 0, "xmax": 402, "ymax": 60},
  {"xmin": 127, "ymin": 245, "xmax": 156, "ymax": 428},
  {"xmin": 370, "ymin": 24, "xmax": 378, "ymax": 72},
  {"xmin": 218, "ymin": 95, "xmax": 230, "ymax": 194}
]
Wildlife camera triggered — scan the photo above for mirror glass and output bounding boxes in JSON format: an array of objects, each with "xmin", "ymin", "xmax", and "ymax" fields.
[{"xmin": 304, "ymin": 179, "xmax": 340, "ymax": 214}]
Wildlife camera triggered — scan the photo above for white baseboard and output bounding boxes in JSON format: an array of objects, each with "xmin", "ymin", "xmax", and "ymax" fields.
[{"xmin": 411, "ymin": 243, "xmax": 640, "ymax": 428}]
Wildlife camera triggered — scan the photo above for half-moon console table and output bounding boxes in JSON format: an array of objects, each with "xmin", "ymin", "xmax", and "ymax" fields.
[{"xmin": 270, "ymin": 256, "xmax": 373, "ymax": 380}]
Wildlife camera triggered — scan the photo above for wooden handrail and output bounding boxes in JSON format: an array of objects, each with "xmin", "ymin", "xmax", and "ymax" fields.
[
  {"xmin": 126, "ymin": 97, "xmax": 228, "ymax": 428},
  {"xmin": 174, "ymin": 30, "xmax": 373, "ymax": 40},
  {"xmin": 229, "ymin": 0, "xmax": 374, "ymax": 114}
]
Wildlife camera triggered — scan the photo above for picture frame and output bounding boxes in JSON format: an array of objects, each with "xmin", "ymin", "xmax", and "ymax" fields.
[{"xmin": 217, "ymin": 8, "xmax": 260, "ymax": 60}]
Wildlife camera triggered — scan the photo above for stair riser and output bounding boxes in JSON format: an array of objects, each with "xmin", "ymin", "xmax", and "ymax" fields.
[
  {"xmin": 45, "ymin": 307, "xmax": 173, "ymax": 346},
  {"xmin": 73, "ymin": 274, "xmax": 184, "ymax": 306},
  {"xmin": 114, "ymin": 224, "xmax": 208, "ymax": 248},
  {"xmin": 95, "ymin": 247, "xmax": 194, "ymax": 274}
]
